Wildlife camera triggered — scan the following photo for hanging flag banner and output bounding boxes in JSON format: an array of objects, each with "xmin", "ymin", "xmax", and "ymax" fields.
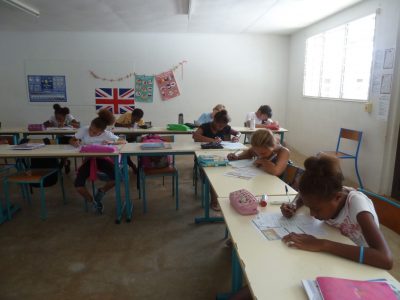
[
  {"xmin": 135, "ymin": 75, "xmax": 154, "ymax": 103},
  {"xmin": 95, "ymin": 88, "xmax": 135, "ymax": 114},
  {"xmin": 155, "ymin": 70, "xmax": 180, "ymax": 100}
]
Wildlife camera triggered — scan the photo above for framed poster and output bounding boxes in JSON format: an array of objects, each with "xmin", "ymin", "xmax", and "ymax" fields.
[{"xmin": 27, "ymin": 75, "xmax": 67, "ymax": 102}]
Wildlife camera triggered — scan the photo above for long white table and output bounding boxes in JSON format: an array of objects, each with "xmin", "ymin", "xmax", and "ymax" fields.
[
  {"xmin": 0, "ymin": 126, "xmax": 289, "ymax": 144},
  {"xmin": 193, "ymin": 150, "xmax": 297, "ymax": 223},
  {"xmin": 217, "ymin": 198, "xmax": 400, "ymax": 299},
  {"xmin": 119, "ymin": 142, "xmax": 248, "ymax": 221},
  {"xmin": 0, "ymin": 144, "xmax": 126, "ymax": 223}
]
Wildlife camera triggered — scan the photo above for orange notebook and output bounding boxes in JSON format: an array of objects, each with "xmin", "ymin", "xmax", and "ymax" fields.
[{"xmin": 316, "ymin": 277, "xmax": 398, "ymax": 300}]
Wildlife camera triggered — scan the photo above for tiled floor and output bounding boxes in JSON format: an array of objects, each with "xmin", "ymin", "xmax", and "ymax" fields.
[{"xmin": 0, "ymin": 150, "xmax": 398, "ymax": 299}]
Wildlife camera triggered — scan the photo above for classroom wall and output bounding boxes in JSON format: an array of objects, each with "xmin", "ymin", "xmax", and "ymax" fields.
[
  {"xmin": 0, "ymin": 32, "xmax": 289, "ymax": 128},
  {"xmin": 286, "ymin": 0, "xmax": 400, "ymax": 193}
]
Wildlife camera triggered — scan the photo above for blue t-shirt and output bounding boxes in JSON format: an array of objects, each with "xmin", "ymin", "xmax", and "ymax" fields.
[{"xmin": 197, "ymin": 112, "xmax": 213, "ymax": 125}]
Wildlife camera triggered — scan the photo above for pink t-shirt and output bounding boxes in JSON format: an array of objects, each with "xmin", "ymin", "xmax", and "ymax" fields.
[{"xmin": 325, "ymin": 187, "xmax": 379, "ymax": 246}]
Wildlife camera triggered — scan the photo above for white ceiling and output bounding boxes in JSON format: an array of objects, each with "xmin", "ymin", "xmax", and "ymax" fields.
[{"xmin": 0, "ymin": 0, "xmax": 363, "ymax": 34}]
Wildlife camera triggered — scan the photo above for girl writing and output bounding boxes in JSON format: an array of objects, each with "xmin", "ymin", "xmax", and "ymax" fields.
[
  {"xmin": 192, "ymin": 110, "xmax": 240, "ymax": 143},
  {"xmin": 227, "ymin": 129, "xmax": 289, "ymax": 176},
  {"xmin": 70, "ymin": 109, "xmax": 126, "ymax": 214},
  {"xmin": 44, "ymin": 104, "xmax": 80, "ymax": 128},
  {"xmin": 281, "ymin": 155, "xmax": 393, "ymax": 269}
]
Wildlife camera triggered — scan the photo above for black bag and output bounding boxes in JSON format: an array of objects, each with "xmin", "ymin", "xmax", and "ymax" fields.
[
  {"xmin": 200, "ymin": 142, "xmax": 223, "ymax": 149},
  {"xmin": 18, "ymin": 138, "xmax": 62, "ymax": 188}
]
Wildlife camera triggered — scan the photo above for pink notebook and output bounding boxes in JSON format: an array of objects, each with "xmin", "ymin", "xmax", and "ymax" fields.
[{"xmin": 316, "ymin": 277, "xmax": 397, "ymax": 300}]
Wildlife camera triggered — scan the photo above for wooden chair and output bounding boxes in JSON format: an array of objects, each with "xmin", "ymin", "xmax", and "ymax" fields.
[
  {"xmin": 281, "ymin": 163, "xmax": 304, "ymax": 190},
  {"xmin": 3, "ymin": 168, "xmax": 66, "ymax": 220},
  {"xmin": 358, "ymin": 188, "xmax": 400, "ymax": 234},
  {"xmin": 138, "ymin": 135, "xmax": 179, "ymax": 213},
  {"xmin": 323, "ymin": 128, "xmax": 364, "ymax": 188}
]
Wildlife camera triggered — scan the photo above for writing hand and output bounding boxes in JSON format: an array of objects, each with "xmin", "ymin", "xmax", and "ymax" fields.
[
  {"xmin": 231, "ymin": 136, "xmax": 239, "ymax": 143},
  {"xmin": 71, "ymin": 140, "xmax": 80, "ymax": 148},
  {"xmin": 227, "ymin": 153, "xmax": 238, "ymax": 161},
  {"xmin": 282, "ymin": 233, "xmax": 326, "ymax": 252},
  {"xmin": 214, "ymin": 137, "xmax": 222, "ymax": 143},
  {"xmin": 280, "ymin": 203, "xmax": 296, "ymax": 218}
]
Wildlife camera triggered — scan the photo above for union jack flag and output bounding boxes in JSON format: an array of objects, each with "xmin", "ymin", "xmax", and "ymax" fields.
[{"xmin": 95, "ymin": 88, "xmax": 135, "ymax": 114}]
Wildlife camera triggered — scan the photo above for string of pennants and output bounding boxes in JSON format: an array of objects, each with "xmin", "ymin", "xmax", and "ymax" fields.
[{"xmin": 91, "ymin": 61, "xmax": 187, "ymax": 113}]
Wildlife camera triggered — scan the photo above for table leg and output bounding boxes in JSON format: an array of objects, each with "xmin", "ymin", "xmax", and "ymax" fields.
[
  {"xmin": 194, "ymin": 177, "xmax": 224, "ymax": 224},
  {"xmin": 114, "ymin": 156, "xmax": 124, "ymax": 224},
  {"xmin": 216, "ymin": 247, "xmax": 243, "ymax": 299},
  {"xmin": 122, "ymin": 154, "xmax": 133, "ymax": 222}
]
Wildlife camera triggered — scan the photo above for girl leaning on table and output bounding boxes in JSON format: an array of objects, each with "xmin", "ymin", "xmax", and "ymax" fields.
[
  {"xmin": 193, "ymin": 109, "xmax": 240, "ymax": 211},
  {"xmin": 281, "ymin": 154, "xmax": 393, "ymax": 270},
  {"xmin": 43, "ymin": 104, "xmax": 81, "ymax": 174},
  {"xmin": 227, "ymin": 129, "xmax": 289, "ymax": 176},
  {"xmin": 69, "ymin": 109, "xmax": 126, "ymax": 214},
  {"xmin": 192, "ymin": 109, "xmax": 241, "ymax": 143}
]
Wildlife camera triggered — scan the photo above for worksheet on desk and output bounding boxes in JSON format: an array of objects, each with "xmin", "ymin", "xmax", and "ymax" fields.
[
  {"xmin": 220, "ymin": 141, "xmax": 245, "ymax": 150},
  {"xmin": 252, "ymin": 212, "xmax": 326, "ymax": 241},
  {"xmin": 228, "ymin": 159, "xmax": 254, "ymax": 168}
]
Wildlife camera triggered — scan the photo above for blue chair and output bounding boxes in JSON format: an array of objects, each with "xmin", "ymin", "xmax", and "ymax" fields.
[
  {"xmin": 138, "ymin": 135, "xmax": 179, "ymax": 213},
  {"xmin": 358, "ymin": 188, "xmax": 400, "ymax": 234},
  {"xmin": 3, "ymin": 168, "xmax": 66, "ymax": 220},
  {"xmin": 324, "ymin": 128, "xmax": 363, "ymax": 188}
]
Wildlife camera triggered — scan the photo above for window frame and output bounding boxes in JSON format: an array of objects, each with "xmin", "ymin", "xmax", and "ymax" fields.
[{"xmin": 302, "ymin": 14, "xmax": 376, "ymax": 103}]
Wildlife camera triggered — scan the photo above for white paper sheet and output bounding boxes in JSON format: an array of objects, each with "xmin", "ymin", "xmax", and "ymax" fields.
[{"xmin": 252, "ymin": 212, "xmax": 326, "ymax": 240}]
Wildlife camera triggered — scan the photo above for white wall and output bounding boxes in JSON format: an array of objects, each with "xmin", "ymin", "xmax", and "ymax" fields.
[
  {"xmin": 0, "ymin": 32, "xmax": 289, "ymax": 128},
  {"xmin": 287, "ymin": 0, "xmax": 400, "ymax": 193}
]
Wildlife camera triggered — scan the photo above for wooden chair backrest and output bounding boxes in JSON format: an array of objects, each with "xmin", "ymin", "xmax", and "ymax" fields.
[
  {"xmin": 359, "ymin": 189, "xmax": 400, "ymax": 234},
  {"xmin": 340, "ymin": 128, "xmax": 362, "ymax": 141}
]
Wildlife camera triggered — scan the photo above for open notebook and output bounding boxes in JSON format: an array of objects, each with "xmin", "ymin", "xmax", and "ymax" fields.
[{"xmin": 11, "ymin": 143, "xmax": 46, "ymax": 150}]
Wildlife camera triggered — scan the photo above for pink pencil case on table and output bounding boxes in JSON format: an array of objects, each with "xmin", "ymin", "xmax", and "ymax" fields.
[
  {"xmin": 28, "ymin": 124, "xmax": 46, "ymax": 131},
  {"xmin": 80, "ymin": 144, "xmax": 117, "ymax": 153},
  {"xmin": 229, "ymin": 189, "xmax": 258, "ymax": 215}
]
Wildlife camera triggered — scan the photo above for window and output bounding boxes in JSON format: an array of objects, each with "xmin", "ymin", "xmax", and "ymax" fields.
[{"xmin": 303, "ymin": 14, "xmax": 376, "ymax": 101}]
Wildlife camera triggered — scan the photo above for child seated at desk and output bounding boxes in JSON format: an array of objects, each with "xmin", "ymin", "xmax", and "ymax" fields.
[
  {"xmin": 44, "ymin": 104, "xmax": 80, "ymax": 173},
  {"xmin": 70, "ymin": 109, "xmax": 126, "ymax": 214},
  {"xmin": 192, "ymin": 110, "xmax": 240, "ymax": 143},
  {"xmin": 245, "ymin": 105, "xmax": 275, "ymax": 128},
  {"xmin": 196, "ymin": 104, "xmax": 225, "ymax": 126},
  {"xmin": 227, "ymin": 129, "xmax": 289, "ymax": 176},
  {"xmin": 43, "ymin": 104, "xmax": 80, "ymax": 129},
  {"xmin": 114, "ymin": 108, "xmax": 144, "ymax": 130},
  {"xmin": 114, "ymin": 108, "xmax": 144, "ymax": 173},
  {"xmin": 281, "ymin": 155, "xmax": 393, "ymax": 270}
]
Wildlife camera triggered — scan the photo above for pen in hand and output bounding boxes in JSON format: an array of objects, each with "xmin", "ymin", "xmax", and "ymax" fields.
[{"xmin": 285, "ymin": 185, "xmax": 291, "ymax": 203}]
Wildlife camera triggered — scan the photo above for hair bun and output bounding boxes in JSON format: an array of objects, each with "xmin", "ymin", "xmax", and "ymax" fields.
[
  {"xmin": 97, "ymin": 109, "xmax": 115, "ymax": 126},
  {"xmin": 53, "ymin": 104, "xmax": 61, "ymax": 110},
  {"xmin": 304, "ymin": 155, "xmax": 341, "ymax": 178}
]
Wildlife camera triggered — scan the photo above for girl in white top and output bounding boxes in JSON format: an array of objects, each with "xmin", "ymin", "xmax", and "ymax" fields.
[
  {"xmin": 44, "ymin": 104, "xmax": 79, "ymax": 128},
  {"xmin": 70, "ymin": 109, "xmax": 125, "ymax": 214},
  {"xmin": 281, "ymin": 155, "xmax": 393, "ymax": 270}
]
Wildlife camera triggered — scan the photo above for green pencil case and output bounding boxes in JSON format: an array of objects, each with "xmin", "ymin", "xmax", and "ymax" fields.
[{"xmin": 167, "ymin": 124, "xmax": 191, "ymax": 131}]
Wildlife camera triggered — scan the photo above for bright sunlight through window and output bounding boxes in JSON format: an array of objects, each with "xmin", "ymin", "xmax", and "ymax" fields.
[{"xmin": 303, "ymin": 14, "xmax": 376, "ymax": 101}]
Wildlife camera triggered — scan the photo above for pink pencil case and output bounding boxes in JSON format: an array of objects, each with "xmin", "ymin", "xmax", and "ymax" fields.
[
  {"xmin": 80, "ymin": 144, "xmax": 117, "ymax": 153},
  {"xmin": 28, "ymin": 124, "xmax": 46, "ymax": 131},
  {"xmin": 229, "ymin": 189, "xmax": 258, "ymax": 215}
]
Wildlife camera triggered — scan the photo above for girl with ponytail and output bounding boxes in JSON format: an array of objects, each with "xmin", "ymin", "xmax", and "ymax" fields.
[
  {"xmin": 44, "ymin": 104, "xmax": 80, "ymax": 128},
  {"xmin": 281, "ymin": 155, "xmax": 393, "ymax": 270}
]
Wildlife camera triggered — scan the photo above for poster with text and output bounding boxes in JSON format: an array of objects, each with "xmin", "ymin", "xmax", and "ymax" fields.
[
  {"xmin": 135, "ymin": 74, "xmax": 154, "ymax": 103},
  {"xmin": 27, "ymin": 75, "xmax": 67, "ymax": 102},
  {"xmin": 155, "ymin": 70, "xmax": 180, "ymax": 100}
]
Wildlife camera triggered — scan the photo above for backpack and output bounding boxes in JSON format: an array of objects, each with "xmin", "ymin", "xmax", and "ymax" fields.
[
  {"xmin": 18, "ymin": 138, "xmax": 62, "ymax": 187},
  {"xmin": 140, "ymin": 135, "xmax": 173, "ymax": 169}
]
